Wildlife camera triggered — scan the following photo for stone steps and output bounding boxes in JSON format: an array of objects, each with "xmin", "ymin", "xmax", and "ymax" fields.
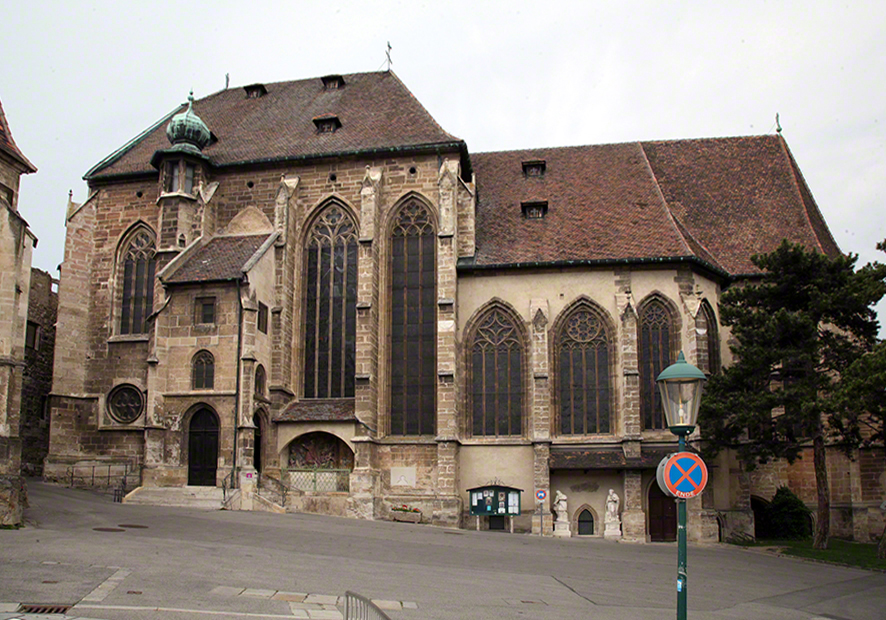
[{"xmin": 123, "ymin": 485, "xmax": 225, "ymax": 510}]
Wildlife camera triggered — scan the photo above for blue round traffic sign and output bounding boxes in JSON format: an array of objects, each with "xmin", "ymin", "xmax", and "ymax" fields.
[{"xmin": 660, "ymin": 452, "xmax": 708, "ymax": 499}]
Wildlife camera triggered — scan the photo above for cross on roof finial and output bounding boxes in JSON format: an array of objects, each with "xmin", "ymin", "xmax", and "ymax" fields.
[{"xmin": 386, "ymin": 41, "xmax": 393, "ymax": 71}]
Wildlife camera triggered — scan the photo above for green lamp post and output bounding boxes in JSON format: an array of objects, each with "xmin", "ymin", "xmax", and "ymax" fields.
[{"xmin": 657, "ymin": 351, "xmax": 707, "ymax": 620}]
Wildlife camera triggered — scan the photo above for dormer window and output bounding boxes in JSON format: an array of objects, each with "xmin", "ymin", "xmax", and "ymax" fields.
[
  {"xmin": 522, "ymin": 160, "xmax": 546, "ymax": 177},
  {"xmin": 321, "ymin": 75, "xmax": 345, "ymax": 90},
  {"xmin": 313, "ymin": 114, "xmax": 341, "ymax": 134},
  {"xmin": 165, "ymin": 161, "xmax": 197, "ymax": 195},
  {"xmin": 521, "ymin": 201, "xmax": 548, "ymax": 219},
  {"xmin": 243, "ymin": 84, "xmax": 267, "ymax": 99}
]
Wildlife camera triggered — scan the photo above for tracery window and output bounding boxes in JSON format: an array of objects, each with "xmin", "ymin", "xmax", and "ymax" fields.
[
  {"xmin": 557, "ymin": 307, "xmax": 612, "ymax": 434},
  {"xmin": 390, "ymin": 201, "xmax": 436, "ymax": 435},
  {"xmin": 640, "ymin": 299, "xmax": 675, "ymax": 430},
  {"xmin": 303, "ymin": 204, "xmax": 357, "ymax": 398},
  {"xmin": 470, "ymin": 308, "xmax": 523, "ymax": 437},
  {"xmin": 192, "ymin": 350, "xmax": 215, "ymax": 390},
  {"xmin": 119, "ymin": 228, "xmax": 156, "ymax": 335}
]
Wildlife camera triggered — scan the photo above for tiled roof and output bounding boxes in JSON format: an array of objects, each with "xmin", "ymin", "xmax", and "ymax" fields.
[
  {"xmin": 550, "ymin": 447, "xmax": 688, "ymax": 469},
  {"xmin": 0, "ymin": 99, "xmax": 36, "ymax": 172},
  {"xmin": 273, "ymin": 399, "xmax": 356, "ymax": 423},
  {"xmin": 163, "ymin": 234, "xmax": 270, "ymax": 284},
  {"xmin": 87, "ymin": 71, "xmax": 462, "ymax": 180},
  {"xmin": 469, "ymin": 135, "xmax": 840, "ymax": 277}
]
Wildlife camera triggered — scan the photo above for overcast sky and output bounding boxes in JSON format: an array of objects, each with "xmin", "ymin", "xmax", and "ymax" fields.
[{"xmin": 3, "ymin": 2, "xmax": 885, "ymax": 297}]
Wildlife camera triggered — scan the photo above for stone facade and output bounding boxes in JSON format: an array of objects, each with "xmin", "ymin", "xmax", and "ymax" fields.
[
  {"xmin": 20, "ymin": 268, "xmax": 57, "ymax": 475},
  {"xmin": 42, "ymin": 72, "xmax": 883, "ymax": 543},
  {"xmin": 0, "ymin": 98, "xmax": 37, "ymax": 525}
]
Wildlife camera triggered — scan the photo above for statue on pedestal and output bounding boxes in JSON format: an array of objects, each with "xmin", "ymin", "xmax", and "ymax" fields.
[
  {"xmin": 604, "ymin": 488, "xmax": 622, "ymax": 539},
  {"xmin": 553, "ymin": 490, "xmax": 571, "ymax": 537}
]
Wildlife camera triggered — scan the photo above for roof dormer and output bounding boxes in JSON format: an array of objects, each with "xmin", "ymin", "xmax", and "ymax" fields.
[
  {"xmin": 522, "ymin": 160, "xmax": 546, "ymax": 177},
  {"xmin": 313, "ymin": 113, "xmax": 341, "ymax": 134},
  {"xmin": 521, "ymin": 201, "xmax": 548, "ymax": 219},
  {"xmin": 243, "ymin": 84, "xmax": 268, "ymax": 99},
  {"xmin": 321, "ymin": 75, "xmax": 346, "ymax": 90}
]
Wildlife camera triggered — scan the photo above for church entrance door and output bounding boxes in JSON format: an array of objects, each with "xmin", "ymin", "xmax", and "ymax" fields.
[
  {"xmin": 188, "ymin": 409, "xmax": 219, "ymax": 486},
  {"xmin": 648, "ymin": 483, "xmax": 677, "ymax": 541}
]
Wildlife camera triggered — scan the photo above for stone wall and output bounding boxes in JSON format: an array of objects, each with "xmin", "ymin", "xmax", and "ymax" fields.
[{"xmin": 20, "ymin": 268, "xmax": 57, "ymax": 475}]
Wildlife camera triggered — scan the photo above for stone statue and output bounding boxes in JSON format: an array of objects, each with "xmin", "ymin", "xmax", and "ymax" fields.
[
  {"xmin": 604, "ymin": 488, "xmax": 622, "ymax": 539},
  {"xmin": 552, "ymin": 490, "xmax": 570, "ymax": 537}
]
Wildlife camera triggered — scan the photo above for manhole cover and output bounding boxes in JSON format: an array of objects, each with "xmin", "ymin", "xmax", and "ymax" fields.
[
  {"xmin": 118, "ymin": 524, "xmax": 148, "ymax": 529},
  {"xmin": 92, "ymin": 527, "xmax": 125, "ymax": 532}
]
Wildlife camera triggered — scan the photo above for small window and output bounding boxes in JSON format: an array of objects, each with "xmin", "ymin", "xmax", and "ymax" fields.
[
  {"xmin": 166, "ymin": 161, "xmax": 180, "ymax": 193},
  {"xmin": 193, "ymin": 350, "xmax": 215, "ymax": 390},
  {"xmin": 25, "ymin": 321, "xmax": 40, "ymax": 350},
  {"xmin": 0, "ymin": 183, "xmax": 13, "ymax": 207},
  {"xmin": 321, "ymin": 75, "xmax": 345, "ymax": 90},
  {"xmin": 243, "ymin": 84, "xmax": 268, "ymax": 99},
  {"xmin": 255, "ymin": 365, "xmax": 266, "ymax": 398},
  {"xmin": 196, "ymin": 297, "xmax": 216, "ymax": 325},
  {"xmin": 522, "ymin": 160, "xmax": 546, "ymax": 177},
  {"xmin": 184, "ymin": 163, "xmax": 195, "ymax": 194},
  {"xmin": 258, "ymin": 302, "xmax": 268, "ymax": 334},
  {"xmin": 521, "ymin": 201, "xmax": 548, "ymax": 219},
  {"xmin": 107, "ymin": 384, "xmax": 145, "ymax": 424}
]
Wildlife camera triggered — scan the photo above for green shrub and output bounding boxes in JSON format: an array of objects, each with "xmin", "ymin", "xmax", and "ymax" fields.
[{"xmin": 765, "ymin": 486, "xmax": 812, "ymax": 540}]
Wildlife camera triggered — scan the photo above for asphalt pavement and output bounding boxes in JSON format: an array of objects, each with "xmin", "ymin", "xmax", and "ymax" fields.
[{"xmin": 0, "ymin": 481, "xmax": 883, "ymax": 620}]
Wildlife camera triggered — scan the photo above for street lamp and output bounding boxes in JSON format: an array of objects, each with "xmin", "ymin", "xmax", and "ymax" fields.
[{"xmin": 657, "ymin": 351, "xmax": 707, "ymax": 620}]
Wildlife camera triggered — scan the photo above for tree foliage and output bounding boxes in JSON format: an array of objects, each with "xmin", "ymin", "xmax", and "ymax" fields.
[{"xmin": 699, "ymin": 240, "xmax": 886, "ymax": 549}]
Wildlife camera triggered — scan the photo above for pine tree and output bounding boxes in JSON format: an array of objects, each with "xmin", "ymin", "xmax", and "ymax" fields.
[{"xmin": 699, "ymin": 240, "xmax": 885, "ymax": 550}]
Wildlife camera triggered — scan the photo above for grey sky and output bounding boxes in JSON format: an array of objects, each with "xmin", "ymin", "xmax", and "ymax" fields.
[{"xmin": 3, "ymin": 1, "xmax": 884, "ymax": 299}]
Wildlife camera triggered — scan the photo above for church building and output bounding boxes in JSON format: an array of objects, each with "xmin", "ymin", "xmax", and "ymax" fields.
[{"xmin": 44, "ymin": 71, "xmax": 881, "ymax": 542}]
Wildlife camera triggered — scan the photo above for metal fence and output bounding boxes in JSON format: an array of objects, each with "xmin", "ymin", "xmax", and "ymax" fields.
[
  {"xmin": 288, "ymin": 468, "xmax": 350, "ymax": 493},
  {"xmin": 67, "ymin": 463, "xmax": 140, "ymax": 493},
  {"xmin": 342, "ymin": 591, "xmax": 391, "ymax": 620}
]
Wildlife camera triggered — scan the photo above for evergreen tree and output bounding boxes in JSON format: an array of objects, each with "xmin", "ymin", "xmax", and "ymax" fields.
[{"xmin": 699, "ymin": 240, "xmax": 885, "ymax": 549}]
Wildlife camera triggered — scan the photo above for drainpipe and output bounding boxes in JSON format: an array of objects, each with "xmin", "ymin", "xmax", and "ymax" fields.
[{"xmin": 233, "ymin": 277, "xmax": 243, "ymax": 481}]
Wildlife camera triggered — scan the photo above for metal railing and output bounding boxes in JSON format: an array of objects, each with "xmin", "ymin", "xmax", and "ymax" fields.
[
  {"xmin": 67, "ymin": 463, "xmax": 140, "ymax": 493},
  {"xmin": 256, "ymin": 473, "xmax": 290, "ymax": 507},
  {"xmin": 289, "ymin": 468, "xmax": 350, "ymax": 493},
  {"xmin": 343, "ymin": 591, "xmax": 391, "ymax": 620},
  {"xmin": 222, "ymin": 469, "xmax": 238, "ymax": 503}
]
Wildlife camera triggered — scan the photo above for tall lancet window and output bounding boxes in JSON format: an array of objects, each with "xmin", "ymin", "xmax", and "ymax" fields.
[
  {"xmin": 470, "ymin": 308, "xmax": 524, "ymax": 437},
  {"xmin": 119, "ymin": 228, "xmax": 156, "ymax": 335},
  {"xmin": 303, "ymin": 204, "xmax": 358, "ymax": 398},
  {"xmin": 390, "ymin": 201, "xmax": 436, "ymax": 435},
  {"xmin": 639, "ymin": 298, "xmax": 675, "ymax": 430},
  {"xmin": 557, "ymin": 306, "xmax": 612, "ymax": 434}
]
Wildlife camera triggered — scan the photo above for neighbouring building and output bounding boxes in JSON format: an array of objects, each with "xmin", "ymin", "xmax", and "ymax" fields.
[
  {"xmin": 43, "ymin": 71, "xmax": 884, "ymax": 542},
  {"xmin": 0, "ymin": 98, "xmax": 37, "ymax": 525},
  {"xmin": 20, "ymin": 267, "xmax": 58, "ymax": 476}
]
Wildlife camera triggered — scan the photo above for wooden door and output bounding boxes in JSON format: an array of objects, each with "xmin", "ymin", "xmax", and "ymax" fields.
[
  {"xmin": 188, "ymin": 409, "xmax": 219, "ymax": 486},
  {"xmin": 648, "ymin": 483, "xmax": 677, "ymax": 541}
]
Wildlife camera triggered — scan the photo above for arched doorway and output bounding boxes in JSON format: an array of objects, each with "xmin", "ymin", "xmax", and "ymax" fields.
[
  {"xmin": 578, "ymin": 509, "xmax": 595, "ymax": 535},
  {"xmin": 751, "ymin": 496, "xmax": 770, "ymax": 539},
  {"xmin": 253, "ymin": 413, "xmax": 263, "ymax": 474},
  {"xmin": 188, "ymin": 409, "xmax": 219, "ymax": 486},
  {"xmin": 648, "ymin": 483, "xmax": 677, "ymax": 541}
]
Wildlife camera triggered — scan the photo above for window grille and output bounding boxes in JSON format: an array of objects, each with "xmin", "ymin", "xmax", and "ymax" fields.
[
  {"xmin": 470, "ymin": 308, "xmax": 523, "ymax": 436},
  {"xmin": 640, "ymin": 300, "xmax": 674, "ymax": 429},
  {"xmin": 558, "ymin": 307, "xmax": 612, "ymax": 434},
  {"xmin": 303, "ymin": 205, "xmax": 357, "ymax": 398},
  {"xmin": 390, "ymin": 202, "xmax": 436, "ymax": 435},
  {"xmin": 193, "ymin": 350, "xmax": 215, "ymax": 390},
  {"xmin": 119, "ymin": 229, "xmax": 156, "ymax": 335}
]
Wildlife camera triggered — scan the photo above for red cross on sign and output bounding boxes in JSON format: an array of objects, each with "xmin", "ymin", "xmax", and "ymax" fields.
[{"xmin": 661, "ymin": 452, "xmax": 708, "ymax": 499}]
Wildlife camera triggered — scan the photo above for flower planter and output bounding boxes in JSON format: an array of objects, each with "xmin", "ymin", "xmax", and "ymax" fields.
[{"xmin": 392, "ymin": 511, "xmax": 421, "ymax": 523}]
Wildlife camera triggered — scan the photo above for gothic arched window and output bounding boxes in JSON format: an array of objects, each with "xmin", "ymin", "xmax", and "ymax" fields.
[
  {"xmin": 697, "ymin": 300, "xmax": 720, "ymax": 376},
  {"xmin": 119, "ymin": 228, "xmax": 156, "ymax": 335},
  {"xmin": 255, "ymin": 365, "xmax": 266, "ymax": 398},
  {"xmin": 640, "ymin": 299, "xmax": 675, "ymax": 430},
  {"xmin": 303, "ymin": 204, "xmax": 358, "ymax": 398},
  {"xmin": 557, "ymin": 306, "xmax": 612, "ymax": 435},
  {"xmin": 470, "ymin": 308, "xmax": 524, "ymax": 437},
  {"xmin": 192, "ymin": 350, "xmax": 215, "ymax": 390},
  {"xmin": 390, "ymin": 201, "xmax": 436, "ymax": 435}
]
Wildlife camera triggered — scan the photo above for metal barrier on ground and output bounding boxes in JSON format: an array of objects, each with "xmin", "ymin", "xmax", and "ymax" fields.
[{"xmin": 342, "ymin": 591, "xmax": 391, "ymax": 620}]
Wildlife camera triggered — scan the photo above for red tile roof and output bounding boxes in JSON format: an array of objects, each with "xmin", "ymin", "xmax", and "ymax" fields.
[
  {"xmin": 0, "ymin": 99, "xmax": 36, "ymax": 173},
  {"xmin": 87, "ymin": 72, "xmax": 463, "ymax": 180},
  {"xmin": 274, "ymin": 399, "xmax": 356, "ymax": 423},
  {"xmin": 468, "ymin": 135, "xmax": 840, "ymax": 277},
  {"xmin": 163, "ymin": 234, "xmax": 271, "ymax": 284}
]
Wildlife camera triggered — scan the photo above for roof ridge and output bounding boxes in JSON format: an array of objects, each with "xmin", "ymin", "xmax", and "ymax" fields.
[
  {"xmin": 637, "ymin": 142, "xmax": 695, "ymax": 257},
  {"xmin": 474, "ymin": 134, "xmax": 781, "ymax": 156}
]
